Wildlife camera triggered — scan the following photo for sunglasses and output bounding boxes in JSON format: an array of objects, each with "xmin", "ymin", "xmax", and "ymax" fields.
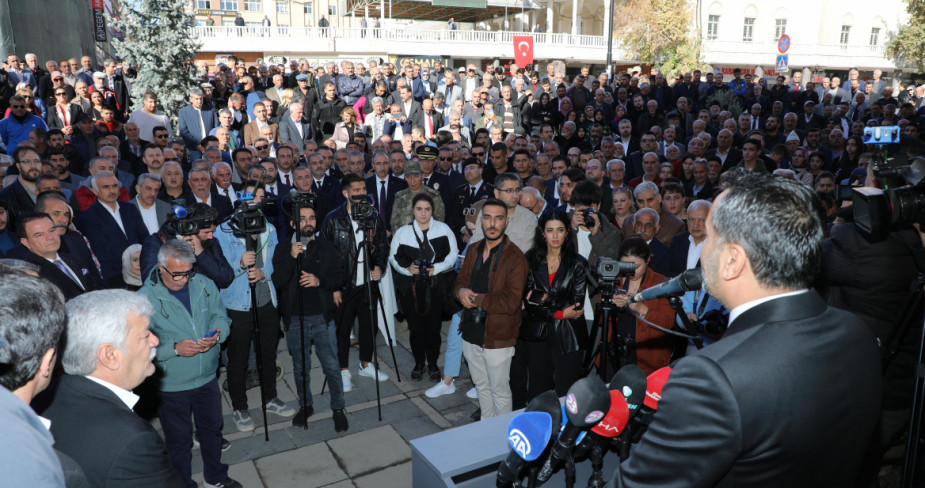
[
  {"xmin": 255, "ymin": 145, "xmax": 269, "ymax": 150},
  {"xmin": 10, "ymin": 105, "xmax": 25, "ymax": 109},
  {"xmin": 155, "ymin": 134, "xmax": 169, "ymax": 138},
  {"xmin": 22, "ymin": 96, "xmax": 33, "ymax": 100},
  {"xmin": 55, "ymin": 92, "xmax": 67, "ymax": 96},
  {"xmin": 53, "ymin": 77, "xmax": 64, "ymax": 81}
]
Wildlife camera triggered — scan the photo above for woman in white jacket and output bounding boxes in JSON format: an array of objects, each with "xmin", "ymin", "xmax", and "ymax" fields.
[{"xmin": 389, "ymin": 192, "xmax": 459, "ymax": 381}]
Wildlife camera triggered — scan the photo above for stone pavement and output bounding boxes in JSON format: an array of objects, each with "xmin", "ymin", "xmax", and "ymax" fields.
[{"xmin": 151, "ymin": 317, "xmax": 478, "ymax": 488}]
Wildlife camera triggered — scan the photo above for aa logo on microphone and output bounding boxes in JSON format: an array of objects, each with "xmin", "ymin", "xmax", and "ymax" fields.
[
  {"xmin": 565, "ymin": 393, "xmax": 578, "ymax": 414},
  {"xmin": 508, "ymin": 429, "xmax": 531, "ymax": 458}
]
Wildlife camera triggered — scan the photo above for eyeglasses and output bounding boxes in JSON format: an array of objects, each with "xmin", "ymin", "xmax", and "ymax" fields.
[
  {"xmin": 155, "ymin": 134, "xmax": 169, "ymax": 138},
  {"xmin": 161, "ymin": 266, "xmax": 195, "ymax": 280},
  {"xmin": 497, "ymin": 187, "xmax": 522, "ymax": 194},
  {"xmin": 18, "ymin": 159, "xmax": 42, "ymax": 166},
  {"xmin": 255, "ymin": 145, "xmax": 269, "ymax": 150},
  {"xmin": 165, "ymin": 158, "xmax": 180, "ymax": 162},
  {"xmin": 10, "ymin": 105, "xmax": 25, "ymax": 109}
]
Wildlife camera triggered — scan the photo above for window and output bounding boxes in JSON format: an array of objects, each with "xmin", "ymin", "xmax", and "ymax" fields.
[
  {"xmin": 840, "ymin": 25, "xmax": 851, "ymax": 45},
  {"xmin": 197, "ymin": 0, "xmax": 212, "ymax": 8},
  {"xmin": 195, "ymin": 19, "xmax": 206, "ymax": 26},
  {"xmin": 707, "ymin": 15, "xmax": 719, "ymax": 40},
  {"xmin": 244, "ymin": 0, "xmax": 261, "ymax": 11},
  {"xmin": 304, "ymin": 3, "xmax": 312, "ymax": 13},
  {"xmin": 870, "ymin": 27, "xmax": 880, "ymax": 46},
  {"xmin": 742, "ymin": 17, "xmax": 755, "ymax": 42},
  {"xmin": 328, "ymin": 5, "xmax": 337, "ymax": 15},
  {"xmin": 276, "ymin": 1, "xmax": 288, "ymax": 12},
  {"xmin": 220, "ymin": 0, "xmax": 237, "ymax": 9},
  {"xmin": 222, "ymin": 20, "xmax": 236, "ymax": 26},
  {"xmin": 774, "ymin": 18, "xmax": 786, "ymax": 40}
]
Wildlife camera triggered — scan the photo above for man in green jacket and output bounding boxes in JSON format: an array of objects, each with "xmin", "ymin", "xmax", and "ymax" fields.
[{"xmin": 138, "ymin": 239, "xmax": 240, "ymax": 488}]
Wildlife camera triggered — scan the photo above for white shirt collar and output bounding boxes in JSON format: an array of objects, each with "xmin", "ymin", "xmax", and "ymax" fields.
[
  {"xmin": 85, "ymin": 375, "xmax": 140, "ymax": 409},
  {"xmin": 728, "ymin": 289, "xmax": 810, "ymax": 327}
]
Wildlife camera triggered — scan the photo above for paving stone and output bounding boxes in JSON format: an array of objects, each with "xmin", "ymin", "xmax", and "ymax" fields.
[
  {"xmin": 255, "ymin": 443, "xmax": 349, "ymax": 488},
  {"xmin": 327, "ymin": 425, "xmax": 412, "ymax": 478},
  {"xmin": 353, "ymin": 461, "xmax": 412, "ymax": 488}
]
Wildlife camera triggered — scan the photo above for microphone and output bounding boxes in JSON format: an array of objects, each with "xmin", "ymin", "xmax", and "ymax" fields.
[
  {"xmin": 630, "ymin": 367, "xmax": 673, "ymax": 444},
  {"xmin": 574, "ymin": 365, "xmax": 644, "ymax": 459},
  {"xmin": 535, "ymin": 375, "xmax": 611, "ymax": 483},
  {"xmin": 496, "ymin": 391, "xmax": 561, "ymax": 488},
  {"xmin": 627, "ymin": 268, "xmax": 702, "ymax": 304},
  {"xmin": 587, "ymin": 391, "xmax": 630, "ymax": 488}
]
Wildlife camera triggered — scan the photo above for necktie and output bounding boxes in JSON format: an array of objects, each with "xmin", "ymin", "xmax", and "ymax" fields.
[
  {"xmin": 223, "ymin": 188, "xmax": 230, "ymax": 198},
  {"xmin": 428, "ymin": 115, "xmax": 434, "ymax": 138},
  {"xmin": 470, "ymin": 186, "xmax": 476, "ymax": 198},
  {"xmin": 423, "ymin": 177, "xmax": 429, "ymax": 186},
  {"xmin": 285, "ymin": 173, "xmax": 291, "ymax": 186},
  {"xmin": 379, "ymin": 181, "xmax": 387, "ymax": 215},
  {"xmin": 53, "ymin": 259, "xmax": 82, "ymax": 288}
]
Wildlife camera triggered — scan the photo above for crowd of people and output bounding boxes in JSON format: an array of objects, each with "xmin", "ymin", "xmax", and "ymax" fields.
[{"xmin": 1, "ymin": 48, "xmax": 925, "ymax": 487}]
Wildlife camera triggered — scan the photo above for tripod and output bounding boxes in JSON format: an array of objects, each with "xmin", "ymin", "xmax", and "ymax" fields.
[
  {"xmin": 245, "ymin": 233, "xmax": 271, "ymax": 442},
  {"xmin": 586, "ymin": 294, "xmax": 631, "ymax": 382}
]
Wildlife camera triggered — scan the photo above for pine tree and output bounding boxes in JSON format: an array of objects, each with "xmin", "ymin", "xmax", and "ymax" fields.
[{"xmin": 109, "ymin": 0, "xmax": 202, "ymax": 133}]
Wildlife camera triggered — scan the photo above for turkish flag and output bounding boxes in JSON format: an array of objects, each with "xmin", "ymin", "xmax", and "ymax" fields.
[{"xmin": 513, "ymin": 35, "xmax": 534, "ymax": 68}]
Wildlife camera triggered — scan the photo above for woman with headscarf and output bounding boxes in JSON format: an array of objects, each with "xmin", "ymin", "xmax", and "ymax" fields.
[{"xmin": 112, "ymin": 243, "xmax": 143, "ymax": 290}]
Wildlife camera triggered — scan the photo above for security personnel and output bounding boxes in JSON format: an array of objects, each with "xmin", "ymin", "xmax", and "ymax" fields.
[
  {"xmin": 390, "ymin": 155, "xmax": 446, "ymax": 231},
  {"xmin": 449, "ymin": 157, "xmax": 493, "ymax": 248}
]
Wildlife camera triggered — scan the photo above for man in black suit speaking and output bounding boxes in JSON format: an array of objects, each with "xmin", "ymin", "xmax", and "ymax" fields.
[
  {"xmin": 42, "ymin": 289, "xmax": 183, "ymax": 487},
  {"xmin": 608, "ymin": 175, "xmax": 882, "ymax": 487}
]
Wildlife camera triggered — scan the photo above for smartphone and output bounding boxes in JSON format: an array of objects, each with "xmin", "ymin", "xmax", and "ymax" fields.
[
  {"xmin": 527, "ymin": 288, "xmax": 544, "ymax": 305},
  {"xmin": 204, "ymin": 329, "xmax": 219, "ymax": 339}
]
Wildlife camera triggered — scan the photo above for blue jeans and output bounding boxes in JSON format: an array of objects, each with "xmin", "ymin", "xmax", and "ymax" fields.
[
  {"xmin": 286, "ymin": 314, "xmax": 344, "ymax": 410},
  {"xmin": 157, "ymin": 379, "xmax": 227, "ymax": 488},
  {"xmin": 444, "ymin": 310, "xmax": 464, "ymax": 378}
]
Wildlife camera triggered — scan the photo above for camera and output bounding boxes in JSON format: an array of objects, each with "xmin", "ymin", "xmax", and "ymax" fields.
[
  {"xmin": 228, "ymin": 191, "xmax": 278, "ymax": 236},
  {"xmin": 414, "ymin": 258, "xmax": 432, "ymax": 279},
  {"xmin": 350, "ymin": 194, "xmax": 377, "ymax": 224},
  {"xmin": 850, "ymin": 129, "xmax": 925, "ymax": 235},
  {"xmin": 168, "ymin": 203, "xmax": 214, "ymax": 237},
  {"xmin": 694, "ymin": 309, "xmax": 728, "ymax": 337},
  {"xmin": 579, "ymin": 208, "xmax": 597, "ymax": 228},
  {"xmin": 286, "ymin": 189, "xmax": 316, "ymax": 217},
  {"xmin": 596, "ymin": 257, "xmax": 636, "ymax": 301}
]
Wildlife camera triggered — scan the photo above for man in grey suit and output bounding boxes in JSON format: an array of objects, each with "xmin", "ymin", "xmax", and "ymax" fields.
[
  {"xmin": 130, "ymin": 173, "xmax": 171, "ymax": 235},
  {"xmin": 608, "ymin": 175, "xmax": 881, "ymax": 487},
  {"xmin": 178, "ymin": 88, "xmax": 218, "ymax": 160},
  {"xmin": 278, "ymin": 103, "xmax": 312, "ymax": 154}
]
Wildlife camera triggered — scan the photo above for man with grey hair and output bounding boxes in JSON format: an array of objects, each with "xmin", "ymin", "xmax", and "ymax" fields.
[
  {"xmin": 622, "ymin": 181, "xmax": 685, "ymax": 246},
  {"xmin": 178, "ymin": 88, "xmax": 218, "ymax": 160},
  {"xmin": 630, "ymin": 206, "xmax": 670, "ymax": 275},
  {"xmin": 75, "ymin": 170, "xmax": 149, "ymax": 281},
  {"xmin": 43, "ymin": 289, "xmax": 184, "ymax": 487},
  {"xmin": 138, "ymin": 240, "xmax": 239, "ymax": 488}
]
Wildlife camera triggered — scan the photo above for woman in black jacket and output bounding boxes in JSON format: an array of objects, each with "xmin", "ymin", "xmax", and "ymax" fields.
[{"xmin": 511, "ymin": 212, "xmax": 589, "ymax": 408}]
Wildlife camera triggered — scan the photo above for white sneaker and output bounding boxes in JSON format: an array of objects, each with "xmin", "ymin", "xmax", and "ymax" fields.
[
  {"xmin": 357, "ymin": 363, "xmax": 389, "ymax": 381},
  {"xmin": 425, "ymin": 380, "xmax": 456, "ymax": 398},
  {"xmin": 466, "ymin": 387, "xmax": 478, "ymax": 399},
  {"xmin": 341, "ymin": 370, "xmax": 353, "ymax": 392}
]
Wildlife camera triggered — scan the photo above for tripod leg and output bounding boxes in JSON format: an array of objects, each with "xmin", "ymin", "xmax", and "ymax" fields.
[{"xmin": 250, "ymin": 285, "xmax": 270, "ymax": 442}]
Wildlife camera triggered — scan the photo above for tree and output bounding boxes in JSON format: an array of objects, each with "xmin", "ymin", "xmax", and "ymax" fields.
[
  {"xmin": 614, "ymin": 0, "xmax": 704, "ymax": 75},
  {"xmin": 109, "ymin": 0, "xmax": 202, "ymax": 133},
  {"xmin": 886, "ymin": 0, "xmax": 925, "ymax": 71}
]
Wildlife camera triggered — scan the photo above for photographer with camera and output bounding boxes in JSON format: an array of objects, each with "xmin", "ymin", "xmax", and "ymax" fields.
[
  {"xmin": 139, "ymin": 203, "xmax": 234, "ymax": 289},
  {"xmin": 214, "ymin": 182, "xmax": 296, "ymax": 431},
  {"xmin": 320, "ymin": 173, "xmax": 390, "ymax": 392},
  {"xmin": 389, "ymin": 192, "xmax": 459, "ymax": 381},
  {"xmin": 511, "ymin": 212, "xmax": 589, "ymax": 409},
  {"xmin": 271, "ymin": 199, "xmax": 349, "ymax": 431},
  {"xmin": 609, "ymin": 236, "xmax": 676, "ymax": 375}
]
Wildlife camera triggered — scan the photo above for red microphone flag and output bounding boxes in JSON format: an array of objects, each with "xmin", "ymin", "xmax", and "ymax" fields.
[
  {"xmin": 513, "ymin": 36, "xmax": 534, "ymax": 67},
  {"xmin": 643, "ymin": 367, "xmax": 672, "ymax": 410}
]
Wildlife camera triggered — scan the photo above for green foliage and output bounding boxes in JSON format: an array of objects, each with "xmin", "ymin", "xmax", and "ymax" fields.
[
  {"xmin": 886, "ymin": 21, "xmax": 925, "ymax": 72},
  {"xmin": 109, "ymin": 0, "xmax": 202, "ymax": 133},
  {"xmin": 702, "ymin": 89, "xmax": 743, "ymax": 120},
  {"xmin": 614, "ymin": 0, "xmax": 704, "ymax": 75}
]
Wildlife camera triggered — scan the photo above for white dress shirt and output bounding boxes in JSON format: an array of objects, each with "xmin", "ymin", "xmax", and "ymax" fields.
[
  {"xmin": 136, "ymin": 197, "xmax": 160, "ymax": 234},
  {"xmin": 101, "ymin": 202, "xmax": 126, "ymax": 235},
  {"xmin": 85, "ymin": 375, "xmax": 140, "ymax": 409},
  {"xmin": 728, "ymin": 289, "xmax": 810, "ymax": 327}
]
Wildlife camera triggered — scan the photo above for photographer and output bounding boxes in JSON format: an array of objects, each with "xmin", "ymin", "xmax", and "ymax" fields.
[
  {"xmin": 568, "ymin": 180, "xmax": 621, "ymax": 325},
  {"xmin": 609, "ymin": 237, "xmax": 675, "ymax": 375},
  {"xmin": 214, "ymin": 181, "xmax": 295, "ymax": 432},
  {"xmin": 511, "ymin": 212, "xmax": 589, "ymax": 409},
  {"xmin": 139, "ymin": 203, "xmax": 234, "ymax": 289},
  {"xmin": 320, "ymin": 173, "xmax": 390, "ymax": 392},
  {"xmin": 389, "ymin": 192, "xmax": 459, "ymax": 381},
  {"xmin": 271, "ymin": 201, "xmax": 349, "ymax": 432}
]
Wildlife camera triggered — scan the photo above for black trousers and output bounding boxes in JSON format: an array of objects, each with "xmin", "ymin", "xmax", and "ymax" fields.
[
  {"xmin": 226, "ymin": 303, "xmax": 280, "ymax": 411},
  {"xmin": 511, "ymin": 334, "xmax": 584, "ymax": 410},
  {"xmin": 334, "ymin": 285, "xmax": 374, "ymax": 368},
  {"xmin": 401, "ymin": 280, "xmax": 444, "ymax": 367}
]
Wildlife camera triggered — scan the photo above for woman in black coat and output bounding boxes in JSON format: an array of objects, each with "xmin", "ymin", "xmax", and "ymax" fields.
[{"xmin": 511, "ymin": 212, "xmax": 589, "ymax": 408}]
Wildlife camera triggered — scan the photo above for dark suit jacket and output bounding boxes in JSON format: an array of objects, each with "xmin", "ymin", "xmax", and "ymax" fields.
[
  {"xmin": 666, "ymin": 231, "xmax": 695, "ymax": 278},
  {"xmin": 74, "ymin": 201, "xmax": 149, "ymax": 280},
  {"xmin": 381, "ymin": 117, "xmax": 413, "ymax": 138},
  {"xmin": 312, "ymin": 176, "xmax": 344, "ymax": 208},
  {"xmin": 127, "ymin": 198, "xmax": 172, "ymax": 231},
  {"xmin": 42, "ymin": 375, "xmax": 183, "ymax": 488},
  {"xmin": 706, "ymin": 148, "xmax": 743, "ymax": 173},
  {"xmin": 205, "ymin": 191, "xmax": 234, "ymax": 220},
  {"xmin": 399, "ymin": 100, "xmax": 423, "ymax": 122},
  {"xmin": 423, "ymin": 171, "xmax": 453, "ymax": 209},
  {"xmin": 449, "ymin": 181, "xmax": 492, "ymax": 243},
  {"xmin": 11, "ymin": 247, "xmax": 101, "ymax": 300},
  {"xmin": 414, "ymin": 110, "xmax": 444, "ymax": 136},
  {"xmin": 366, "ymin": 175, "xmax": 406, "ymax": 230},
  {"xmin": 45, "ymin": 103, "xmax": 83, "ymax": 131},
  {"xmin": 278, "ymin": 115, "xmax": 313, "ymax": 149},
  {"xmin": 0, "ymin": 178, "xmax": 35, "ymax": 227},
  {"xmin": 609, "ymin": 291, "xmax": 881, "ymax": 487}
]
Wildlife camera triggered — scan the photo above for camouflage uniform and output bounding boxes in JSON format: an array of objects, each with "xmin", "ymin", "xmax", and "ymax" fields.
[{"xmin": 390, "ymin": 185, "xmax": 446, "ymax": 231}]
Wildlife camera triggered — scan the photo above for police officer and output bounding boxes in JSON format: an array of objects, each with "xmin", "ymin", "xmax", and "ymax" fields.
[{"xmin": 449, "ymin": 157, "xmax": 493, "ymax": 248}]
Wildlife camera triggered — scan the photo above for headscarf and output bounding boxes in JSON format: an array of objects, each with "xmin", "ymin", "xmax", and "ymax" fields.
[
  {"xmin": 122, "ymin": 244, "xmax": 143, "ymax": 287},
  {"xmin": 558, "ymin": 96, "xmax": 572, "ymax": 117}
]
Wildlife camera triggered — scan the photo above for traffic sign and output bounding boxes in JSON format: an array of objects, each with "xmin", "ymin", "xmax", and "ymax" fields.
[
  {"xmin": 778, "ymin": 34, "xmax": 791, "ymax": 54},
  {"xmin": 776, "ymin": 55, "xmax": 789, "ymax": 73}
]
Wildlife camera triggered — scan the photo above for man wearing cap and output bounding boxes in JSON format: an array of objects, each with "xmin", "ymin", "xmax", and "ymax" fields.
[
  {"xmin": 450, "ymin": 157, "xmax": 493, "ymax": 247},
  {"xmin": 417, "ymin": 145, "xmax": 453, "ymax": 207},
  {"xmin": 798, "ymin": 100, "xmax": 824, "ymax": 131},
  {"xmin": 390, "ymin": 156, "xmax": 446, "ymax": 231}
]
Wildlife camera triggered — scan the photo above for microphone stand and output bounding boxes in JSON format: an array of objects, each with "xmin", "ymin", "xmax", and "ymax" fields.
[
  {"xmin": 667, "ymin": 296, "xmax": 703, "ymax": 350},
  {"xmin": 245, "ymin": 234, "xmax": 270, "ymax": 441}
]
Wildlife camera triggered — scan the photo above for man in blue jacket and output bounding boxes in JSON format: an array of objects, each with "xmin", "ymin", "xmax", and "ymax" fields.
[
  {"xmin": 0, "ymin": 95, "xmax": 47, "ymax": 154},
  {"xmin": 138, "ymin": 240, "xmax": 240, "ymax": 488}
]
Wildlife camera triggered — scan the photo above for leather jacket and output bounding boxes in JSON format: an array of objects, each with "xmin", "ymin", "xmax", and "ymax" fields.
[
  {"xmin": 320, "ymin": 203, "xmax": 388, "ymax": 291},
  {"xmin": 523, "ymin": 249, "xmax": 590, "ymax": 354}
]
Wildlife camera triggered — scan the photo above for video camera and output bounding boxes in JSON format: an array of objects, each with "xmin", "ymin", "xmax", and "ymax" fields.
[
  {"xmin": 168, "ymin": 202, "xmax": 214, "ymax": 237},
  {"xmin": 286, "ymin": 190, "xmax": 316, "ymax": 217},
  {"xmin": 350, "ymin": 194, "xmax": 377, "ymax": 226},
  {"xmin": 851, "ymin": 126, "xmax": 925, "ymax": 236},
  {"xmin": 228, "ymin": 190, "xmax": 278, "ymax": 236},
  {"xmin": 596, "ymin": 257, "xmax": 636, "ymax": 301}
]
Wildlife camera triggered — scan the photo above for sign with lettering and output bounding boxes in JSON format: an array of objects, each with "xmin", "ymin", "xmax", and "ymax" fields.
[{"xmin": 94, "ymin": 9, "xmax": 108, "ymax": 42}]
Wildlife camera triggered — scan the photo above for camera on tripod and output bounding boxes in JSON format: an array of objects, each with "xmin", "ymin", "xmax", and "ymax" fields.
[
  {"xmin": 286, "ymin": 190, "xmax": 315, "ymax": 216},
  {"xmin": 229, "ymin": 191, "xmax": 278, "ymax": 236},
  {"xmin": 596, "ymin": 257, "xmax": 636, "ymax": 301},
  {"xmin": 168, "ymin": 202, "xmax": 214, "ymax": 237},
  {"xmin": 850, "ymin": 127, "xmax": 925, "ymax": 236},
  {"xmin": 350, "ymin": 194, "xmax": 376, "ymax": 225}
]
